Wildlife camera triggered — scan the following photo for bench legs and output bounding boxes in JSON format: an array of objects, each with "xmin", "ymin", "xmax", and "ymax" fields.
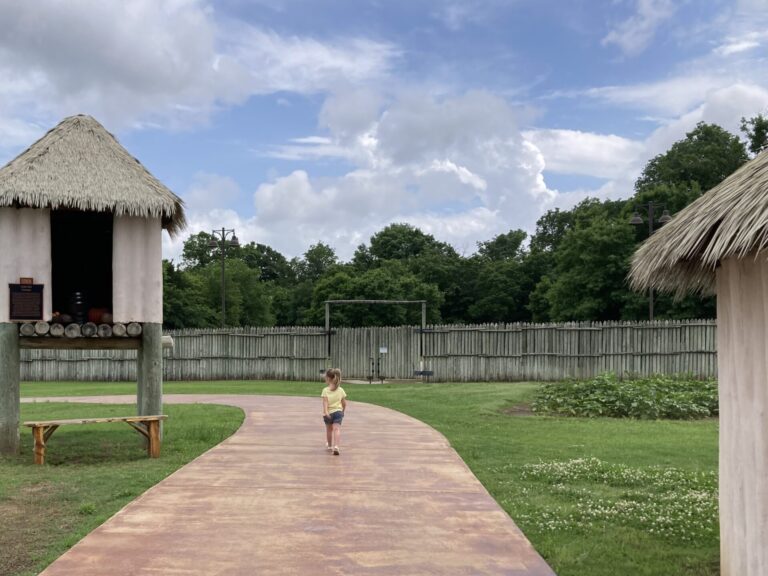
[
  {"xmin": 32, "ymin": 425, "xmax": 59, "ymax": 465},
  {"xmin": 147, "ymin": 420, "xmax": 161, "ymax": 458},
  {"xmin": 32, "ymin": 421, "xmax": 161, "ymax": 465},
  {"xmin": 128, "ymin": 420, "xmax": 162, "ymax": 458}
]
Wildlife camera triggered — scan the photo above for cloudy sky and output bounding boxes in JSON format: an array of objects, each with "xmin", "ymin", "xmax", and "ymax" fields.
[{"xmin": 1, "ymin": 0, "xmax": 767, "ymax": 261}]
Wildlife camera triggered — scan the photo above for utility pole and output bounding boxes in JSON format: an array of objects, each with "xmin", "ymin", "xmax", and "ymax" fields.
[
  {"xmin": 630, "ymin": 203, "xmax": 672, "ymax": 320},
  {"xmin": 209, "ymin": 228, "xmax": 240, "ymax": 327}
]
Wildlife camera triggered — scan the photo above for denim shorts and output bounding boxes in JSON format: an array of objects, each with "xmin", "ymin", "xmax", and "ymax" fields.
[{"xmin": 323, "ymin": 411, "xmax": 344, "ymax": 425}]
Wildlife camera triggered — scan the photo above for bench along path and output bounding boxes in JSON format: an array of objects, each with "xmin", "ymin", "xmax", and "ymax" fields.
[{"xmin": 24, "ymin": 394, "xmax": 555, "ymax": 576}]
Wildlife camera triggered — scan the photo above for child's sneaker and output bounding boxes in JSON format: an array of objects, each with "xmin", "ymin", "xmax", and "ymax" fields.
[
  {"xmin": 326, "ymin": 444, "xmax": 333, "ymax": 452},
  {"xmin": 332, "ymin": 446, "xmax": 340, "ymax": 456}
]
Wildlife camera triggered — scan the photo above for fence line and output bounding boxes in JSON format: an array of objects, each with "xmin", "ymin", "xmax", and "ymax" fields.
[{"xmin": 19, "ymin": 320, "xmax": 718, "ymax": 382}]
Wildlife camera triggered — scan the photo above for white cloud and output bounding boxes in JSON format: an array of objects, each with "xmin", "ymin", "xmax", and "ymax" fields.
[
  {"xmin": 228, "ymin": 27, "xmax": 399, "ymax": 94},
  {"xmin": 184, "ymin": 172, "xmax": 242, "ymax": 212},
  {"xmin": 0, "ymin": 0, "xmax": 398, "ymax": 140},
  {"xmin": 320, "ymin": 88, "xmax": 385, "ymax": 141},
  {"xmin": 585, "ymin": 75, "xmax": 724, "ymax": 117},
  {"xmin": 418, "ymin": 160, "xmax": 487, "ymax": 191},
  {"xmin": 435, "ymin": 3, "xmax": 478, "ymax": 31},
  {"xmin": 263, "ymin": 139, "xmax": 358, "ymax": 162},
  {"xmin": 163, "ymin": 207, "xmax": 265, "ymax": 265},
  {"xmin": 523, "ymin": 129, "xmax": 646, "ymax": 180},
  {"xmin": 715, "ymin": 38, "xmax": 761, "ymax": 56},
  {"xmin": 643, "ymin": 83, "xmax": 768, "ymax": 154},
  {"xmin": 432, "ymin": 1, "xmax": 506, "ymax": 31},
  {"xmin": 546, "ymin": 178, "xmax": 634, "ymax": 213},
  {"xmin": 714, "ymin": 26, "xmax": 768, "ymax": 56},
  {"xmin": 602, "ymin": 0, "xmax": 676, "ymax": 56},
  {"xmin": 240, "ymin": 90, "xmax": 556, "ymax": 259},
  {"xmin": 401, "ymin": 207, "xmax": 502, "ymax": 255},
  {"xmin": 530, "ymin": 82, "xmax": 768, "ymax": 220}
]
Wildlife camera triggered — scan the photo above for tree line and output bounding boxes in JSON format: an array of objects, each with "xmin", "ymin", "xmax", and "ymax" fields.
[{"xmin": 163, "ymin": 115, "xmax": 768, "ymax": 329}]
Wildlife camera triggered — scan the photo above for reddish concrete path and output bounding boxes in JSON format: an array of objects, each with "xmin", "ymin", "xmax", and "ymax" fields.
[{"xmin": 24, "ymin": 395, "xmax": 555, "ymax": 575}]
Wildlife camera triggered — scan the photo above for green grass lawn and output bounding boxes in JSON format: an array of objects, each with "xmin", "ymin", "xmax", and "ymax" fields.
[
  {"xmin": 16, "ymin": 380, "xmax": 719, "ymax": 576},
  {"xmin": 0, "ymin": 401, "xmax": 244, "ymax": 576}
]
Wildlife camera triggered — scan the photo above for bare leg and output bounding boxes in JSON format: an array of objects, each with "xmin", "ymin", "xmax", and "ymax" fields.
[
  {"xmin": 333, "ymin": 423, "xmax": 342, "ymax": 448},
  {"xmin": 326, "ymin": 423, "xmax": 333, "ymax": 447}
]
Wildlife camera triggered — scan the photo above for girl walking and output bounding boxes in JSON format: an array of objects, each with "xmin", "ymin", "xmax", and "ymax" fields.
[{"xmin": 322, "ymin": 368, "xmax": 347, "ymax": 455}]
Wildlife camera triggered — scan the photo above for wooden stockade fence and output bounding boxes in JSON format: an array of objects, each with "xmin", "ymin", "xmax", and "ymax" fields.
[{"xmin": 19, "ymin": 320, "xmax": 718, "ymax": 382}]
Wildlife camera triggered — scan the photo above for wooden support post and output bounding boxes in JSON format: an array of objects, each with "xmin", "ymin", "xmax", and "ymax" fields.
[
  {"xmin": 138, "ymin": 323, "xmax": 163, "ymax": 440},
  {"xmin": 717, "ymin": 257, "xmax": 768, "ymax": 575},
  {"xmin": 0, "ymin": 323, "xmax": 20, "ymax": 455},
  {"xmin": 136, "ymin": 336, "xmax": 144, "ymax": 415},
  {"xmin": 420, "ymin": 301, "xmax": 427, "ymax": 374},
  {"xmin": 325, "ymin": 301, "xmax": 331, "ymax": 362}
]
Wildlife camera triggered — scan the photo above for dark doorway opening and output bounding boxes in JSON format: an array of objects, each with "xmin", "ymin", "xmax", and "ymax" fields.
[{"xmin": 51, "ymin": 210, "xmax": 113, "ymax": 318}]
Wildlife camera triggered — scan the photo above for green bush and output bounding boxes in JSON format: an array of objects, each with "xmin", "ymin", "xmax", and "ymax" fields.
[{"xmin": 531, "ymin": 373, "xmax": 718, "ymax": 419}]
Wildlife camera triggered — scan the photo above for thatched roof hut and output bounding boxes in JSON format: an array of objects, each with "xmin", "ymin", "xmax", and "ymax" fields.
[
  {"xmin": 0, "ymin": 114, "xmax": 185, "ymax": 235},
  {"xmin": 0, "ymin": 114, "xmax": 178, "ymax": 456},
  {"xmin": 0, "ymin": 113, "xmax": 186, "ymax": 325},
  {"xmin": 630, "ymin": 150, "xmax": 768, "ymax": 576},
  {"xmin": 629, "ymin": 150, "xmax": 768, "ymax": 297}
]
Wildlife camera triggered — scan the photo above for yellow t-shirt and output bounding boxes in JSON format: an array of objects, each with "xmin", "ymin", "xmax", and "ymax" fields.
[{"xmin": 322, "ymin": 386, "xmax": 347, "ymax": 413}]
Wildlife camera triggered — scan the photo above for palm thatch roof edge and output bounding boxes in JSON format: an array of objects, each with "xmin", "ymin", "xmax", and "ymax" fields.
[
  {"xmin": 629, "ymin": 149, "xmax": 768, "ymax": 297},
  {"xmin": 0, "ymin": 115, "xmax": 186, "ymax": 236}
]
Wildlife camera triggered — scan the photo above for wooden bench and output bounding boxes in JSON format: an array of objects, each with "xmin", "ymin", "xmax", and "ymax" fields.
[{"xmin": 23, "ymin": 415, "xmax": 168, "ymax": 465}]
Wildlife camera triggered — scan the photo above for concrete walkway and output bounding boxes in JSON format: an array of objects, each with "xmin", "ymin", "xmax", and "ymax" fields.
[{"xmin": 25, "ymin": 394, "xmax": 555, "ymax": 575}]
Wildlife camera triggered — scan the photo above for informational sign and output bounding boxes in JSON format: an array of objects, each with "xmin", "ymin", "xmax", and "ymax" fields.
[
  {"xmin": 9, "ymin": 284, "xmax": 44, "ymax": 321},
  {"xmin": 379, "ymin": 346, "xmax": 388, "ymax": 354}
]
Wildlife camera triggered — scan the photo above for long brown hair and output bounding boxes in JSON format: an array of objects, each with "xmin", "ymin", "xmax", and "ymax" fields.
[{"xmin": 325, "ymin": 368, "xmax": 342, "ymax": 389}]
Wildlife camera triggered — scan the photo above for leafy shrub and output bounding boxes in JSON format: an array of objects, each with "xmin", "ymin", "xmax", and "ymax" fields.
[{"xmin": 531, "ymin": 373, "xmax": 718, "ymax": 419}]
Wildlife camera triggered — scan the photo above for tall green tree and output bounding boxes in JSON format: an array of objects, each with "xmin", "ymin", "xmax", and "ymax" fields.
[
  {"xmin": 368, "ymin": 223, "xmax": 455, "ymax": 261},
  {"xmin": 545, "ymin": 217, "xmax": 636, "ymax": 321},
  {"xmin": 163, "ymin": 260, "xmax": 218, "ymax": 329},
  {"xmin": 634, "ymin": 122, "xmax": 748, "ymax": 193},
  {"xmin": 467, "ymin": 229, "xmax": 533, "ymax": 322},
  {"xmin": 309, "ymin": 261, "xmax": 443, "ymax": 326},
  {"xmin": 200, "ymin": 259, "xmax": 274, "ymax": 326},
  {"xmin": 476, "ymin": 230, "xmax": 527, "ymax": 261},
  {"xmin": 526, "ymin": 209, "xmax": 575, "ymax": 321},
  {"xmin": 468, "ymin": 259, "xmax": 531, "ymax": 322},
  {"xmin": 238, "ymin": 242, "xmax": 294, "ymax": 284},
  {"xmin": 358, "ymin": 224, "xmax": 465, "ymax": 320},
  {"xmin": 181, "ymin": 232, "xmax": 217, "ymax": 269},
  {"xmin": 741, "ymin": 113, "xmax": 768, "ymax": 156},
  {"xmin": 294, "ymin": 242, "xmax": 338, "ymax": 282},
  {"xmin": 527, "ymin": 201, "xmax": 627, "ymax": 321},
  {"xmin": 531, "ymin": 122, "xmax": 748, "ymax": 323}
]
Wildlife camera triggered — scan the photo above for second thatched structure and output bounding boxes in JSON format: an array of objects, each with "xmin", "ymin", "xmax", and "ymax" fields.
[{"xmin": 630, "ymin": 150, "xmax": 768, "ymax": 576}]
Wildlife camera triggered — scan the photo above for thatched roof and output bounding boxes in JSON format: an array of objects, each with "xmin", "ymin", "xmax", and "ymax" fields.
[
  {"xmin": 0, "ymin": 115, "xmax": 185, "ymax": 235},
  {"xmin": 630, "ymin": 150, "xmax": 768, "ymax": 297}
]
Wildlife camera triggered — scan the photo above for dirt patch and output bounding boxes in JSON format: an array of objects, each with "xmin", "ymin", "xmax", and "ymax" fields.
[
  {"xmin": 501, "ymin": 404, "xmax": 535, "ymax": 417},
  {"xmin": 0, "ymin": 482, "xmax": 71, "ymax": 576}
]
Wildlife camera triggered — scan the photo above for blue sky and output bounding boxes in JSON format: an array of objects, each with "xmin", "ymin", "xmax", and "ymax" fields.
[{"xmin": 1, "ymin": 0, "xmax": 767, "ymax": 260}]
